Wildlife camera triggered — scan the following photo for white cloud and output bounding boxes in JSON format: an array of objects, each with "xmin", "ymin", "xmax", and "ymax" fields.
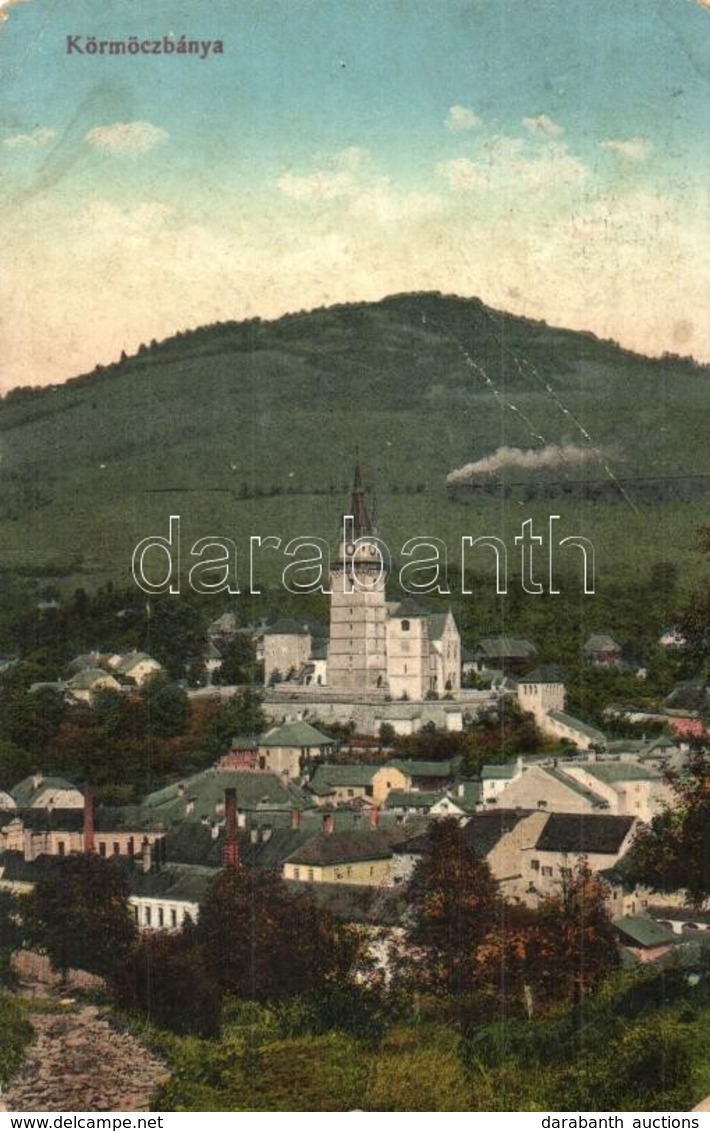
[
  {"xmin": 600, "ymin": 137, "xmax": 651, "ymax": 162},
  {"xmin": 436, "ymin": 156, "xmax": 486, "ymax": 192},
  {"xmin": 522, "ymin": 114, "xmax": 565, "ymax": 138},
  {"xmin": 84, "ymin": 121, "xmax": 168, "ymax": 155},
  {"xmin": 3, "ymin": 126, "xmax": 55, "ymax": 149},
  {"xmin": 350, "ymin": 184, "xmax": 443, "ymax": 222},
  {"xmin": 80, "ymin": 200, "xmax": 176, "ymax": 235},
  {"xmin": 438, "ymin": 136, "xmax": 586, "ymax": 193},
  {"xmin": 446, "ymin": 105, "xmax": 482, "ymax": 132},
  {"xmin": 277, "ymin": 149, "xmax": 443, "ymax": 220},
  {"xmin": 276, "ymin": 169, "xmax": 352, "ymax": 202}
]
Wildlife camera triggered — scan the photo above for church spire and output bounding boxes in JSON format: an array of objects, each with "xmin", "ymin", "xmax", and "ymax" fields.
[{"xmin": 350, "ymin": 457, "xmax": 373, "ymax": 539}]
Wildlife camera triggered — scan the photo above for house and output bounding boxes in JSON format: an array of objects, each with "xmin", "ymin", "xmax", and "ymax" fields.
[
  {"xmin": 255, "ymin": 720, "xmax": 337, "ymax": 779},
  {"xmin": 390, "ymin": 809, "xmax": 538, "ymax": 896},
  {"xmin": 139, "ymin": 768, "xmax": 312, "ymax": 828},
  {"xmin": 67, "ymin": 667, "xmax": 122, "ymax": 704},
  {"xmin": 282, "ymin": 828, "xmax": 394, "ymax": 886},
  {"xmin": 308, "ymin": 764, "xmax": 378, "ymax": 805},
  {"xmin": 472, "ymin": 636, "xmax": 537, "ymax": 675},
  {"xmin": 480, "ymin": 761, "xmax": 523, "ymax": 805},
  {"xmin": 384, "ymin": 790, "xmax": 467, "ymax": 818},
  {"xmin": 583, "ymin": 633, "xmax": 622, "ymax": 667},
  {"xmin": 612, "ymin": 916, "xmax": 679, "ymax": 964},
  {"xmin": 526, "ymin": 812, "xmax": 637, "ymax": 901},
  {"xmin": 491, "ymin": 762, "xmax": 610, "ymax": 813},
  {"xmin": 128, "ymin": 865, "xmax": 215, "ymax": 931},
  {"xmin": 263, "ymin": 619, "xmax": 312, "ymax": 684},
  {"xmin": 108, "ymin": 652, "xmax": 163, "ymax": 686},
  {"xmin": 560, "ymin": 761, "xmax": 671, "ymax": 822},
  {"xmin": 11, "ymin": 775, "xmax": 84, "ymax": 810}
]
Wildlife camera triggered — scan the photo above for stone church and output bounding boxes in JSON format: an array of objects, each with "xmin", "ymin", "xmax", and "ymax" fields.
[{"xmin": 264, "ymin": 464, "xmax": 461, "ymax": 697}]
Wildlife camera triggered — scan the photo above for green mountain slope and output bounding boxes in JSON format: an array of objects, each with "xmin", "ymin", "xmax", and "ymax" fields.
[{"xmin": 1, "ymin": 292, "xmax": 708, "ymax": 590}]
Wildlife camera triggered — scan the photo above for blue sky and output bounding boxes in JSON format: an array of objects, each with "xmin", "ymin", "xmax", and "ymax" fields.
[{"xmin": 1, "ymin": 0, "xmax": 710, "ymax": 388}]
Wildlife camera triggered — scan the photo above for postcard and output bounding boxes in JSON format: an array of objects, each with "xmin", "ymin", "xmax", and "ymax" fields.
[{"xmin": 1, "ymin": 0, "xmax": 710, "ymax": 1116}]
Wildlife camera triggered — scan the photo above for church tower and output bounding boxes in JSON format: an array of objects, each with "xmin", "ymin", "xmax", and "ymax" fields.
[{"xmin": 327, "ymin": 462, "xmax": 388, "ymax": 692}]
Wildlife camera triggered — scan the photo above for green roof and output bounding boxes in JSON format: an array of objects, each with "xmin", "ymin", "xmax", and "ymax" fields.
[
  {"xmin": 547, "ymin": 711, "xmax": 607, "ymax": 744},
  {"xmin": 545, "ymin": 766, "xmax": 610, "ymax": 808},
  {"xmin": 389, "ymin": 760, "xmax": 453, "ymax": 779},
  {"xmin": 128, "ymin": 864, "xmax": 217, "ymax": 904},
  {"xmin": 612, "ymin": 916, "xmax": 676, "ymax": 949},
  {"xmin": 476, "ymin": 636, "xmax": 536, "ymax": 659},
  {"xmin": 262, "ymin": 618, "xmax": 310, "ymax": 636},
  {"xmin": 384, "ymin": 790, "xmax": 448, "ymax": 810},
  {"xmin": 68, "ymin": 667, "xmax": 118, "ymax": 690},
  {"xmin": 10, "ymin": 776, "xmax": 82, "ymax": 808},
  {"xmin": 259, "ymin": 721, "xmax": 335, "ymax": 748},
  {"xmin": 481, "ymin": 763, "xmax": 518, "ymax": 780},
  {"xmin": 309, "ymin": 765, "xmax": 378, "ymax": 790},
  {"xmin": 285, "ymin": 829, "xmax": 394, "ymax": 867},
  {"xmin": 521, "ymin": 664, "xmax": 565, "ymax": 684},
  {"xmin": 115, "ymin": 652, "xmax": 160, "ymax": 675},
  {"xmin": 141, "ymin": 769, "xmax": 312, "ymax": 825},
  {"xmin": 580, "ymin": 762, "xmax": 660, "ymax": 785}
]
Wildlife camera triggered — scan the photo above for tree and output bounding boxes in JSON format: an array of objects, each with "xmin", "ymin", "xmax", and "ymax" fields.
[
  {"xmin": 207, "ymin": 689, "xmax": 267, "ymax": 755},
  {"xmin": 24, "ymin": 855, "xmax": 137, "ymax": 979},
  {"xmin": 214, "ymin": 635, "xmax": 257, "ymax": 685},
  {"xmin": 140, "ymin": 674, "xmax": 189, "ymax": 738},
  {"xmin": 112, "ymin": 925, "xmax": 221, "ymax": 1037},
  {"xmin": 197, "ymin": 867, "xmax": 351, "ymax": 1003},
  {"xmin": 399, "ymin": 817, "xmax": 500, "ymax": 997},
  {"xmin": 528, "ymin": 861, "xmax": 619, "ymax": 1005},
  {"xmin": 629, "ymin": 755, "xmax": 710, "ymax": 908}
]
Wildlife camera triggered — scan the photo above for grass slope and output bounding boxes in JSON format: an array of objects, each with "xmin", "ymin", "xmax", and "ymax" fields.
[{"xmin": 2, "ymin": 292, "xmax": 708, "ymax": 591}]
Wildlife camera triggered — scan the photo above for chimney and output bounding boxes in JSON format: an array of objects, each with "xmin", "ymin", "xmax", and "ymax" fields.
[
  {"xmin": 290, "ymin": 808, "xmax": 301, "ymax": 831},
  {"xmin": 223, "ymin": 787, "xmax": 239, "ymax": 868},
  {"xmin": 323, "ymin": 812, "xmax": 334, "ymax": 836},
  {"xmin": 83, "ymin": 787, "xmax": 95, "ymax": 855},
  {"xmin": 369, "ymin": 806, "xmax": 379, "ymax": 830},
  {"xmin": 141, "ymin": 836, "xmax": 152, "ymax": 873}
]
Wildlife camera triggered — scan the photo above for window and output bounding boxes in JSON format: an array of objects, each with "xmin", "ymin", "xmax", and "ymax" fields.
[
  {"xmin": 158, "ymin": 906, "xmax": 164, "ymax": 928},
  {"xmin": 541, "ymin": 866, "xmax": 553, "ymax": 877},
  {"xmin": 98, "ymin": 842, "xmax": 106, "ymax": 857},
  {"xmin": 537, "ymin": 800, "xmax": 548, "ymax": 809},
  {"xmin": 347, "ymin": 789, "xmax": 354, "ymax": 798},
  {"xmin": 530, "ymin": 859, "xmax": 539, "ymax": 871},
  {"xmin": 57, "ymin": 841, "xmax": 65, "ymax": 856},
  {"xmin": 401, "ymin": 619, "xmax": 410, "ymax": 631},
  {"xmin": 293, "ymin": 867, "xmax": 300, "ymax": 880},
  {"xmin": 346, "ymin": 865, "xmax": 352, "ymax": 878},
  {"xmin": 170, "ymin": 909, "xmax": 177, "ymax": 928},
  {"xmin": 307, "ymin": 868, "xmax": 314, "ymax": 882},
  {"xmin": 113, "ymin": 841, "xmax": 120, "ymax": 856},
  {"xmin": 145, "ymin": 906, "xmax": 152, "ymax": 927}
]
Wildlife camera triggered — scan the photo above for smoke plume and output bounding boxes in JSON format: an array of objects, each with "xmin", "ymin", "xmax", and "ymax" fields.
[{"xmin": 446, "ymin": 444, "xmax": 604, "ymax": 484}]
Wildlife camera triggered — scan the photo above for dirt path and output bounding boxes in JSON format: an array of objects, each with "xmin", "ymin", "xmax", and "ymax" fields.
[{"xmin": 2, "ymin": 993, "xmax": 170, "ymax": 1113}]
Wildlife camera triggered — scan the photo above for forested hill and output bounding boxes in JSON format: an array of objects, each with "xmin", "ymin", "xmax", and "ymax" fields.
[{"xmin": 1, "ymin": 291, "xmax": 708, "ymax": 588}]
